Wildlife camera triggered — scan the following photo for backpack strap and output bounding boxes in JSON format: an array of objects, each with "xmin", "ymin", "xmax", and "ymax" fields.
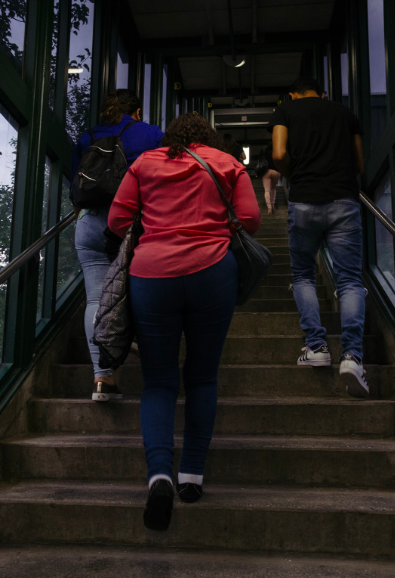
[
  {"xmin": 117, "ymin": 121, "xmax": 136, "ymax": 137},
  {"xmin": 183, "ymin": 147, "xmax": 241, "ymax": 228},
  {"xmin": 88, "ymin": 128, "xmax": 96, "ymax": 143}
]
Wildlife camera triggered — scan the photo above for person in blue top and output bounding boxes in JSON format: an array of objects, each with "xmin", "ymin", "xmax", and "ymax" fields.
[{"xmin": 73, "ymin": 89, "xmax": 163, "ymax": 402}]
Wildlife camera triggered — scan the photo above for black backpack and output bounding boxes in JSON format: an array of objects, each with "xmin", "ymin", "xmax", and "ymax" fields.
[{"xmin": 70, "ymin": 121, "xmax": 135, "ymax": 209}]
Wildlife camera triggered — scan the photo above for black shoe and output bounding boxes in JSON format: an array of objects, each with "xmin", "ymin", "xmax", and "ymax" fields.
[
  {"xmin": 144, "ymin": 479, "xmax": 174, "ymax": 531},
  {"xmin": 92, "ymin": 382, "xmax": 123, "ymax": 402},
  {"xmin": 176, "ymin": 482, "xmax": 203, "ymax": 503}
]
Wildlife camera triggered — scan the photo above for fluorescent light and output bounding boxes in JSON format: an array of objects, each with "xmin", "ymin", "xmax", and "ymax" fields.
[
  {"xmin": 235, "ymin": 60, "xmax": 246, "ymax": 68},
  {"xmin": 243, "ymin": 147, "xmax": 250, "ymax": 165},
  {"xmin": 68, "ymin": 68, "xmax": 83, "ymax": 74}
]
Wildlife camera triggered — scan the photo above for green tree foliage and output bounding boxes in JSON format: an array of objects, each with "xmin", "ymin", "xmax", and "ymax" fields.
[{"xmin": 0, "ymin": 0, "xmax": 26, "ymax": 69}]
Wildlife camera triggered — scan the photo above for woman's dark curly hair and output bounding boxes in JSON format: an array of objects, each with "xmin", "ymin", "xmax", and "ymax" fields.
[
  {"xmin": 162, "ymin": 113, "xmax": 224, "ymax": 158},
  {"xmin": 101, "ymin": 89, "xmax": 141, "ymax": 124}
]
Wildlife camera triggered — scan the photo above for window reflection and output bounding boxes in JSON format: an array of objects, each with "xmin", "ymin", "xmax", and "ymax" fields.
[
  {"xmin": 367, "ymin": 0, "xmax": 388, "ymax": 148},
  {"xmin": 143, "ymin": 62, "xmax": 152, "ymax": 124},
  {"xmin": 0, "ymin": 104, "xmax": 19, "ymax": 360},
  {"xmin": 0, "ymin": 104, "xmax": 19, "ymax": 268},
  {"xmin": 49, "ymin": 0, "xmax": 61, "ymax": 111},
  {"xmin": 340, "ymin": 36, "xmax": 349, "ymax": 107},
  {"xmin": 66, "ymin": 0, "xmax": 95, "ymax": 142},
  {"xmin": 56, "ymin": 177, "xmax": 81, "ymax": 300},
  {"xmin": 374, "ymin": 171, "xmax": 395, "ymax": 293},
  {"xmin": 323, "ymin": 55, "xmax": 328, "ymax": 98},
  {"xmin": 0, "ymin": 0, "xmax": 27, "ymax": 73},
  {"xmin": 161, "ymin": 64, "xmax": 168, "ymax": 131},
  {"xmin": 116, "ymin": 38, "xmax": 129, "ymax": 89},
  {"xmin": 36, "ymin": 157, "xmax": 52, "ymax": 322}
]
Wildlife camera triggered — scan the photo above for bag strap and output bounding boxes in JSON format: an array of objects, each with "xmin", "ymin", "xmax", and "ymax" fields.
[
  {"xmin": 118, "ymin": 120, "xmax": 136, "ymax": 137},
  {"xmin": 183, "ymin": 147, "xmax": 241, "ymax": 228},
  {"xmin": 88, "ymin": 128, "xmax": 96, "ymax": 143}
]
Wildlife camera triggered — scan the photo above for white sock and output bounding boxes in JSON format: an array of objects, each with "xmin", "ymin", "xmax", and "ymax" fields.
[
  {"xmin": 178, "ymin": 473, "xmax": 203, "ymax": 485},
  {"xmin": 148, "ymin": 474, "xmax": 173, "ymax": 489}
]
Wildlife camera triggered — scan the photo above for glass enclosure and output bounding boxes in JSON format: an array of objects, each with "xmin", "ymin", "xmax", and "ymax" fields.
[
  {"xmin": 36, "ymin": 156, "xmax": 52, "ymax": 322},
  {"xmin": 340, "ymin": 36, "xmax": 349, "ymax": 107},
  {"xmin": 49, "ymin": 0, "xmax": 61, "ymax": 111},
  {"xmin": 66, "ymin": 0, "xmax": 95, "ymax": 142},
  {"xmin": 143, "ymin": 62, "xmax": 152, "ymax": 123},
  {"xmin": 161, "ymin": 64, "xmax": 168, "ymax": 131},
  {"xmin": 367, "ymin": 0, "xmax": 388, "ymax": 148},
  {"xmin": 116, "ymin": 37, "xmax": 129, "ymax": 89},
  {"xmin": 373, "ymin": 171, "xmax": 395, "ymax": 294},
  {"xmin": 0, "ymin": 0, "xmax": 28, "ymax": 73}
]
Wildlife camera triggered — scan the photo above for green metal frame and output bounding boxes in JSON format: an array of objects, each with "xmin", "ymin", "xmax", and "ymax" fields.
[{"xmin": 0, "ymin": 0, "xmax": 140, "ymax": 411}]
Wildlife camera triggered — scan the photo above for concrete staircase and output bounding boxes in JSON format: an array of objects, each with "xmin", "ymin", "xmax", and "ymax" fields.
[{"xmin": 1, "ymin": 182, "xmax": 395, "ymax": 576}]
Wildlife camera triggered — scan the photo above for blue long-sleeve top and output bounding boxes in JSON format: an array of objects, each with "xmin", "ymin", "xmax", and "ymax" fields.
[{"xmin": 71, "ymin": 114, "xmax": 164, "ymax": 181}]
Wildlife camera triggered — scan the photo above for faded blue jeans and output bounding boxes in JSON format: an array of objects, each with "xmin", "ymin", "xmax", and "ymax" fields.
[
  {"xmin": 288, "ymin": 198, "xmax": 365, "ymax": 360},
  {"xmin": 130, "ymin": 250, "xmax": 238, "ymax": 482},
  {"xmin": 75, "ymin": 208, "xmax": 112, "ymax": 378}
]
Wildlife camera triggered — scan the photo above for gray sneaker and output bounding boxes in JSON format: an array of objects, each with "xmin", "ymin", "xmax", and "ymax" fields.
[
  {"xmin": 297, "ymin": 345, "xmax": 332, "ymax": 367},
  {"xmin": 339, "ymin": 354, "xmax": 369, "ymax": 399}
]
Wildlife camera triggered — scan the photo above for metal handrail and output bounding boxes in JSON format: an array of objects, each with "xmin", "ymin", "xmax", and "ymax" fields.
[
  {"xmin": 0, "ymin": 212, "xmax": 76, "ymax": 285},
  {"xmin": 359, "ymin": 191, "xmax": 395, "ymax": 237}
]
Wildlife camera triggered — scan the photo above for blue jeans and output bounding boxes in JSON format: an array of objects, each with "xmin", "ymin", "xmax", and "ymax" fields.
[
  {"xmin": 75, "ymin": 208, "xmax": 112, "ymax": 378},
  {"xmin": 288, "ymin": 199, "xmax": 365, "ymax": 359},
  {"xmin": 130, "ymin": 250, "xmax": 238, "ymax": 482}
]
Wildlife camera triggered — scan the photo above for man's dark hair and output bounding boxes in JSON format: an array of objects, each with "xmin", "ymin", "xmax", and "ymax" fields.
[
  {"xmin": 289, "ymin": 77, "xmax": 322, "ymax": 96},
  {"xmin": 162, "ymin": 113, "xmax": 224, "ymax": 158}
]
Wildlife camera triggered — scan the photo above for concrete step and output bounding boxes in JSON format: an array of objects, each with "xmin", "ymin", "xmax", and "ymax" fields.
[
  {"xmin": 270, "ymin": 254, "xmax": 290, "ymax": 264},
  {"xmin": 0, "ymin": 481, "xmax": 395, "ymax": 556},
  {"xmin": 1, "ymin": 546, "xmax": 394, "ymax": 578},
  {"xmin": 260, "ymin": 273, "xmax": 322, "ymax": 285},
  {"xmin": 265, "ymin": 245, "xmax": 290, "ymax": 254},
  {"xmin": 256, "ymin": 237, "xmax": 289, "ymax": 246},
  {"xmin": 4, "ymin": 433, "xmax": 395, "ymax": 487},
  {"xmin": 49, "ymin": 363, "xmax": 392, "ymax": 399},
  {"xmin": 228, "ymin": 312, "xmax": 369, "ymax": 336},
  {"xmin": 238, "ymin": 298, "xmax": 331, "ymax": 312},
  {"xmin": 28, "ymin": 397, "xmax": 395, "ymax": 438},
  {"xmin": 254, "ymin": 285, "xmax": 325, "ymax": 299},
  {"xmin": 65, "ymin": 334, "xmax": 385, "ymax": 365},
  {"xmin": 264, "ymin": 264, "xmax": 293, "ymax": 274}
]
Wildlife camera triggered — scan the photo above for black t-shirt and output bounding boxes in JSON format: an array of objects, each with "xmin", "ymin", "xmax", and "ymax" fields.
[{"xmin": 267, "ymin": 98, "xmax": 363, "ymax": 202}]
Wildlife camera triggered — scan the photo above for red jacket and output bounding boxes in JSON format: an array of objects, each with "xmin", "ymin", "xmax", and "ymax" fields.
[{"xmin": 108, "ymin": 144, "xmax": 261, "ymax": 278}]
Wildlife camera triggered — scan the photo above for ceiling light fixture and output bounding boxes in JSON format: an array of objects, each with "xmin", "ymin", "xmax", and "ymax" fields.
[
  {"xmin": 223, "ymin": 55, "xmax": 246, "ymax": 68},
  {"xmin": 68, "ymin": 67, "xmax": 84, "ymax": 74}
]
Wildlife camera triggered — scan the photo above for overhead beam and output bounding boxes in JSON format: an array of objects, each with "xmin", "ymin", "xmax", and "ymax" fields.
[
  {"xmin": 140, "ymin": 40, "xmax": 319, "ymax": 59},
  {"xmin": 183, "ymin": 87, "xmax": 287, "ymax": 97}
]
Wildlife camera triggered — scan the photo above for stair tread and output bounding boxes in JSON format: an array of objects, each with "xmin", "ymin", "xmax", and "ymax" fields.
[
  {"xmin": 1, "ymin": 479, "xmax": 395, "ymax": 513},
  {"xmin": 0, "ymin": 546, "xmax": 394, "ymax": 578},
  {"xmin": 5, "ymin": 433, "xmax": 395, "ymax": 451},
  {"xmin": 30, "ymin": 396, "xmax": 395, "ymax": 406}
]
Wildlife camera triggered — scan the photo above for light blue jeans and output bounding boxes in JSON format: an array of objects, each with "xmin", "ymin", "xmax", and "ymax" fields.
[
  {"xmin": 288, "ymin": 198, "xmax": 365, "ymax": 360},
  {"xmin": 75, "ymin": 208, "xmax": 112, "ymax": 378}
]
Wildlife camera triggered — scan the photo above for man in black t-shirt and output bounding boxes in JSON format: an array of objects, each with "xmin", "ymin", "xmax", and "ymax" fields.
[{"xmin": 268, "ymin": 77, "xmax": 368, "ymax": 399}]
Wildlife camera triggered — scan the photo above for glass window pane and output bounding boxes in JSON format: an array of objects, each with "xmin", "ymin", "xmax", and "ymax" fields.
[
  {"xmin": 60, "ymin": 175, "xmax": 72, "ymax": 219},
  {"xmin": 57, "ymin": 177, "xmax": 81, "ymax": 299},
  {"xmin": 0, "ymin": 105, "xmax": 18, "ymax": 361},
  {"xmin": 0, "ymin": 0, "xmax": 27, "ymax": 73},
  {"xmin": 374, "ymin": 171, "xmax": 395, "ymax": 293},
  {"xmin": 340, "ymin": 36, "xmax": 349, "ymax": 107},
  {"xmin": 56, "ymin": 223, "xmax": 81, "ymax": 299},
  {"xmin": 49, "ymin": 0, "xmax": 61, "ymax": 111},
  {"xmin": 116, "ymin": 38, "xmax": 129, "ymax": 89},
  {"xmin": 161, "ymin": 64, "xmax": 168, "ymax": 131},
  {"xmin": 143, "ymin": 62, "xmax": 151, "ymax": 124},
  {"xmin": 323, "ymin": 55, "xmax": 328, "ymax": 97},
  {"xmin": 367, "ymin": 0, "xmax": 388, "ymax": 148},
  {"xmin": 0, "ymin": 104, "xmax": 19, "ymax": 268},
  {"xmin": 66, "ymin": 0, "xmax": 95, "ymax": 142},
  {"xmin": 36, "ymin": 157, "xmax": 52, "ymax": 322}
]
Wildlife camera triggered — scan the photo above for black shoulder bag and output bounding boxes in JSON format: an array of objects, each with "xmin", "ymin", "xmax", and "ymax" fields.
[{"xmin": 184, "ymin": 147, "xmax": 273, "ymax": 306}]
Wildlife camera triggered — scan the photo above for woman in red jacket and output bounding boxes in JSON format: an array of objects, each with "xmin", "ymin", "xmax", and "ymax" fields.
[{"xmin": 109, "ymin": 114, "xmax": 260, "ymax": 531}]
